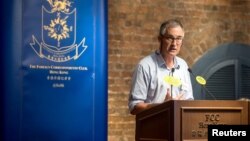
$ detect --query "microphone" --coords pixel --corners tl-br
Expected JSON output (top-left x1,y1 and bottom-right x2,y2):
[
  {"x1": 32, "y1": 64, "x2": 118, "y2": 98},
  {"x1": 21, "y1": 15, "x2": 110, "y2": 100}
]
[
  {"x1": 187, "y1": 68, "x2": 216, "y2": 100},
  {"x1": 171, "y1": 65, "x2": 180, "y2": 75},
  {"x1": 176, "y1": 65, "x2": 180, "y2": 70},
  {"x1": 170, "y1": 65, "x2": 180, "y2": 98},
  {"x1": 171, "y1": 68, "x2": 175, "y2": 74},
  {"x1": 170, "y1": 68, "x2": 175, "y2": 98}
]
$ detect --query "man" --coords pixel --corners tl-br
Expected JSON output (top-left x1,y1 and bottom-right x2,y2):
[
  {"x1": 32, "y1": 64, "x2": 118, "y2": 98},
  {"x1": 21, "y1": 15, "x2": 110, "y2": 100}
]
[{"x1": 128, "y1": 19, "x2": 194, "y2": 115}]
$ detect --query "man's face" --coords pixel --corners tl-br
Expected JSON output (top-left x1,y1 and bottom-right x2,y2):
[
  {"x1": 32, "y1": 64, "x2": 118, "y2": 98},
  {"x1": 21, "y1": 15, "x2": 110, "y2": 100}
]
[{"x1": 159, "y1": 26, "x2": 184, "y2": 58}]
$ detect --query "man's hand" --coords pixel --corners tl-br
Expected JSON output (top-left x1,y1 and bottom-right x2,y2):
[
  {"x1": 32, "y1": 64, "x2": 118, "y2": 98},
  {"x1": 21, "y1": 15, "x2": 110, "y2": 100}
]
[
  {"x1": 175, "y1": 93, "x2": 184, "y2": 100},
  {"x1": 164, "y1": 88, "x2": 171, "y2": 101},
  {"x1": 164, "y1": 88, "x2": 185, "y2": 101},
  {"x1": 130, "y1": 102, "x2": 160, "y2": 115}
]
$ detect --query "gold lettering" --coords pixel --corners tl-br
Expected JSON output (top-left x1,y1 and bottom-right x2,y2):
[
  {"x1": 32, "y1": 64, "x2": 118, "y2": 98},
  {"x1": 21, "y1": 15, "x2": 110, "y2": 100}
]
[{"x1": 205, "y1": 114, "x2": 220, "y2": 122}]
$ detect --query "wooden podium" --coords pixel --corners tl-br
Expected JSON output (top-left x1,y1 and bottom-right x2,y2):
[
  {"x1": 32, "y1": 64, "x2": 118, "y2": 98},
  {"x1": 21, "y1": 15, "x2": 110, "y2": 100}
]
[{"x1": 135, "y1": 100, "x2": 249, "y2": 141}]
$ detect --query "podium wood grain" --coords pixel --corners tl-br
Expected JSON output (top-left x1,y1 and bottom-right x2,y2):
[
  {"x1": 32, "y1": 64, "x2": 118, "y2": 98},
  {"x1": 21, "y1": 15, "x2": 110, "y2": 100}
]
[{"x1": 136, "y1": 100, "x2": 249, "y2": 141}]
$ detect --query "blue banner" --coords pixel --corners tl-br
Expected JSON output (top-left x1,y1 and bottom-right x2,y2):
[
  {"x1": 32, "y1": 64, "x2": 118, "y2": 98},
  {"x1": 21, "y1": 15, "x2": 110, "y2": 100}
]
[{"x1": 2, "y1": 0, "x2": 108, "y2": 141}]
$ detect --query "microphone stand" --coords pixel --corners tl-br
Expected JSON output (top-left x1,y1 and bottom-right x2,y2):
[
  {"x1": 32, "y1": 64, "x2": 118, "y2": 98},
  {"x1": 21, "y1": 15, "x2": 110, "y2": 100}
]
[
  {"x1": 201, "y1": 84, "x2": 216, "y2": 100},
  {"x1": 170, "y1": 68, "x2": 175, "y2": 99},
  {"x1": 187, "y1": 68, "x2": 216, "y2": 100}
]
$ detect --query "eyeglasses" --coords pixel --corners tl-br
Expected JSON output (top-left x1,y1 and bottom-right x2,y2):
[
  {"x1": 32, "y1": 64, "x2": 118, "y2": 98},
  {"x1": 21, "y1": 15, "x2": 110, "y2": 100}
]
[{"x1": 162, "y1": 35, "x2": 183, "y2": 44}]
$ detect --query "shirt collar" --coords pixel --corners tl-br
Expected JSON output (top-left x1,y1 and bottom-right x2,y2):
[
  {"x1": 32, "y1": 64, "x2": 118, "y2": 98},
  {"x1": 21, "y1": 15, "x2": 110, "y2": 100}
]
[{"x1": 155, "y1": 50, "x2": 179, "y2": 69}]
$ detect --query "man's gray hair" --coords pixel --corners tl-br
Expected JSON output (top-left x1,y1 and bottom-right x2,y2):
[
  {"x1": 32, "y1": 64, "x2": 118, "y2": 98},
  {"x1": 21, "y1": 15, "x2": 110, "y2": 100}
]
[{"x1": 159, "y1": 19, "x2": 184, "y2": 36}]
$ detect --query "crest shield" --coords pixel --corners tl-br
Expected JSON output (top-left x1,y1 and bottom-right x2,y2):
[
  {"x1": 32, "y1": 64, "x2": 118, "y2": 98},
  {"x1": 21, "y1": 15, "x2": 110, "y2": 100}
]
[
  {"x1": 42, "y1": 7, "x2": 76, "y2": 50},
  {"x1": 30, "y1": 1, "x2": 87, "y2": 62}
]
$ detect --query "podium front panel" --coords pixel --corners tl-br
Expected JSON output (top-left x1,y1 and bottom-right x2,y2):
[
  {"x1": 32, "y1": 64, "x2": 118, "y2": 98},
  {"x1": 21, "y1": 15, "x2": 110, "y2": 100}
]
[
  {"x1": 136, "y1": 100, "x2": 249, "y2": 141},
  {"x1": 181, "y1": 106, "x2": 247, "y2": 140}
]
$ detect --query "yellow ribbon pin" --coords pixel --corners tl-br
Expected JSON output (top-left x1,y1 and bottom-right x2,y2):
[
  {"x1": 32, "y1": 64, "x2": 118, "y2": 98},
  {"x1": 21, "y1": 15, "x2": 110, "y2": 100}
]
[{"x1": 164, "y1": 76, "x2": 182, "y2": 87}]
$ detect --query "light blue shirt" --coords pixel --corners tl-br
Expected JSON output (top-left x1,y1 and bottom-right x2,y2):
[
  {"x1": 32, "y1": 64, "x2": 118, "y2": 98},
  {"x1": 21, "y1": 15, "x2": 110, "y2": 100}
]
[{"x1": 128, "y1": 50, "x2": 194, "y2": 112}]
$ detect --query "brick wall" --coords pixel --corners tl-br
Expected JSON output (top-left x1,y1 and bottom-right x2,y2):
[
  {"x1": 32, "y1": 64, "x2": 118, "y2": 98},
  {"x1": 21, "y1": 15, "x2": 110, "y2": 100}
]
[{"x1": 108, "y1": 0, "x2": 250, "y2": 140}]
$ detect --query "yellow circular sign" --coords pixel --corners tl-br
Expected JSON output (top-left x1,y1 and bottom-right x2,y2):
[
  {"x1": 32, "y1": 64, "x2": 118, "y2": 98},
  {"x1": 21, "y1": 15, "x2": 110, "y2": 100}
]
[
  {"x1": 164, "y1": 76, "x2": 182, "y2": 86},
  {"x1": 196, "y1": 76, "x2": 206, "y2": 85}
]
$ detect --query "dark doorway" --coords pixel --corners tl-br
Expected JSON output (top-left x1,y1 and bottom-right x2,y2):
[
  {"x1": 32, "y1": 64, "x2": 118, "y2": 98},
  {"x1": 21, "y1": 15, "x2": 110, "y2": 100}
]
[{"x1": 191, "y1": 43, "x2": 250, "y2": 100}]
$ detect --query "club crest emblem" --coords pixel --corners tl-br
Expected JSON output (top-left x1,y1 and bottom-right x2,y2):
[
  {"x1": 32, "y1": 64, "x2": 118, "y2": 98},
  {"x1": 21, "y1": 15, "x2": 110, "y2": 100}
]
[{"x1": 30, "y1": 0, "x2": 87, "y2": 62}]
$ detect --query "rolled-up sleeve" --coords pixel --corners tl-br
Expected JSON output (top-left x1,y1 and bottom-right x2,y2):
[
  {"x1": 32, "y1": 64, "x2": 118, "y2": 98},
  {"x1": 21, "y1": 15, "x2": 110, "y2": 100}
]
[{"x1": 128, "y1": 64, "x2": 149, "y2": 112}]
